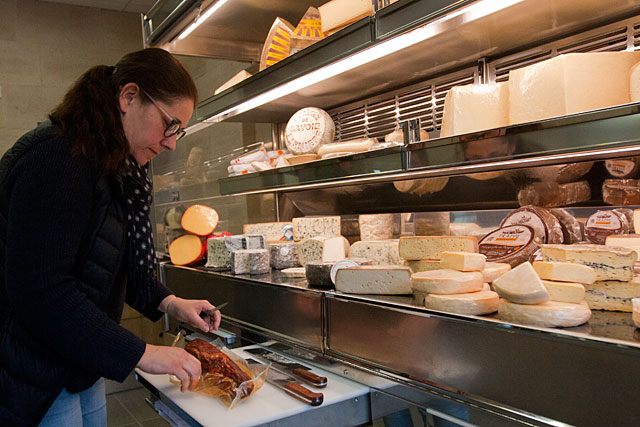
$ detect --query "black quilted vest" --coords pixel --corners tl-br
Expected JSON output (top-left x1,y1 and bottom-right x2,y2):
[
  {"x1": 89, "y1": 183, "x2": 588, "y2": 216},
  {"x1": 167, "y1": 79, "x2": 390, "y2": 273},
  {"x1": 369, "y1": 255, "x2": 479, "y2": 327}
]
[{"x1": 0, "y1": 122, "x2": 128, "y2": 426}]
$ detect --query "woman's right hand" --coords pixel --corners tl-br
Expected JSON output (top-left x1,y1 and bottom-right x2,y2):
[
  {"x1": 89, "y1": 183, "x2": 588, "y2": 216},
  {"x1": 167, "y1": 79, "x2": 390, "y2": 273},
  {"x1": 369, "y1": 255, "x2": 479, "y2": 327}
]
[{"x1": 136, "y1": 344, "x2": 202, "y2": 392}]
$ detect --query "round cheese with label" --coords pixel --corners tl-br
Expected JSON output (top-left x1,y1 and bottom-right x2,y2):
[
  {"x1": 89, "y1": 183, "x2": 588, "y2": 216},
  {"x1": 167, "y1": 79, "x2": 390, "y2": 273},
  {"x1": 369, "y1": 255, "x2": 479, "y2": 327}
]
[
  {"x1": 605, "y1": 158, "x2": 640, "y2": 179},
  {"x1": 500, "y1": 206, "x2": 563, "y2": 244},
  {"x1": 285, "y1": 107, "x2": 335, "y2": 154},
  {"x1": 602, "y1": 179, "x2": 640, "y2": 206},
  {"x1": 478, "y1": 225, "x2": 539, "y2": 267},
  {"x1": 585, "y1": 209, "x2": 632, "y2": 245}
]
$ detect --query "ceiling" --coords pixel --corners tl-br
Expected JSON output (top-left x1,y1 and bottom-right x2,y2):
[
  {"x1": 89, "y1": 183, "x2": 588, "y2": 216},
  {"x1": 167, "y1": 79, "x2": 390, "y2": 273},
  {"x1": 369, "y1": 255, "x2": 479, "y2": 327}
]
[{"x1": 37, "y1": 0, "x2": 158, "y2": 14}]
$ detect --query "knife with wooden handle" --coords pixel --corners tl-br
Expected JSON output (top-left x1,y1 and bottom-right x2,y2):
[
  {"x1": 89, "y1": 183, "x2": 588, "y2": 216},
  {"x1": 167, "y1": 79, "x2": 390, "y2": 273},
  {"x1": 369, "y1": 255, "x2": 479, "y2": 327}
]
[
  {"x1": 245, "y1": 347, "x2": 328, "y2": 387},
  {"x1": 245, "y1": 359, "x2": 323, "y2": 406}
]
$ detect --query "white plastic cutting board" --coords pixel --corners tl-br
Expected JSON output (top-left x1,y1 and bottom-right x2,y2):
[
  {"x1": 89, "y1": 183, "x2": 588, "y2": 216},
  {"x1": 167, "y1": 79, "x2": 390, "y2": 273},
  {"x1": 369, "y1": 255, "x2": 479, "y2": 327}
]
[{"x1": 135, "y1": 346, "x2": 369, "y2": 427}]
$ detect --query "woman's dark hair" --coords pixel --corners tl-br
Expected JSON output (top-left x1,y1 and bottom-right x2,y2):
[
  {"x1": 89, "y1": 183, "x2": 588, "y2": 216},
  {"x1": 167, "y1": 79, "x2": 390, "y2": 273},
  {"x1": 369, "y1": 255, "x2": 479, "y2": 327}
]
[{"x1": 49, "y1": 48, "x2": 198, "y2": 175}]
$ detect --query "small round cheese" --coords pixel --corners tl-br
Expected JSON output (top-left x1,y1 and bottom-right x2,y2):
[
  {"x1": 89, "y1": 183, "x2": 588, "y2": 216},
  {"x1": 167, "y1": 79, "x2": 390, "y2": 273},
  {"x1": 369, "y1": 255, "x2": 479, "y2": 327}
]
[
  {"x1": 425, "y1": 290, "x2": 499, "y2": 315},
  {"x1": 285, "y1": 107, "x2": 335, "y2": 154},
  {"x1": 411, "y1": 269, "x2": 483, "y2": 294}
]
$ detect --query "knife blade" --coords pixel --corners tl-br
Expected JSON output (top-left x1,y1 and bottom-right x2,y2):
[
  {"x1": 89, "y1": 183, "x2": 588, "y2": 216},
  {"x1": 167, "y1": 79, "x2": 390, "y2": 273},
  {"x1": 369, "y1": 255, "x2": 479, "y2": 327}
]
[
  {"x1": 245, "y1": 347, "x2": 327, "y2": 388},
  {"x1": 245, "y1": 359, "x2": 323, "y2": 406}
]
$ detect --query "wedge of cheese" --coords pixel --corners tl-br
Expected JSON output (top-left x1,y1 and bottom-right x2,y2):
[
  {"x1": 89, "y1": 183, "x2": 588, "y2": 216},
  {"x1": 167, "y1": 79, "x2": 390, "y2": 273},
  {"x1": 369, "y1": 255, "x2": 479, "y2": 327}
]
[
  {"x1": 509, "y1": 52, "x2": 640, "y2": 125},
  {"x1": 411, "y1": 269, "x2": 483, "y2": 294},
  {"x1": 293, "y1": 216, "x2": 341, "y2": 241},
  {"x1": 399, "y1": 236, "x2": 478, "y2": 261},
  {"x1": 541, "y1": 244, "x2": 637, "y2": 282},
  {"x1": 532, "y1": 261, "x2": 596, "y2": 284},
  {"x1": 243, "y1": 222, "x2": 293, "y2": 243},
  {"x1": 440, "y1": 251, "x2": 486, "y2": 272},
  {"x1": 605, "y1": 234, "x2": 640, "y2": 259},
  {"x1": 498, "y1": 299, "x2": 592, "y2": 328},
  {"x1": 541, "y1": 280, "x2": 585, "y2": 304},
  {"x1": 214, "y1": 70, "x2": 252, "y2": 95},
  {"x1": 298, "y1": 236, "x2": 350, "y2": 266},
  {"x1": 492, "y1": 262, "x2": 550, "y2": 304},
  {"x1": 424, "y1": 290, "x2": 499, "y2": 315},
  {"x1": 583, "y1": 276, "x2": 640, "y2": 312},
  {"x1": 440, "y1": 82, "x2": 509, "y2": 137},
  {"x1": 335, "y1": 266, "x2": 412, "y2": 294},
  {"x1": 318, "y1": 0, "x2": 373, "y2": 33},
  {"x1": 481, "y1": 262, "x2": 511, "y2": 283}
]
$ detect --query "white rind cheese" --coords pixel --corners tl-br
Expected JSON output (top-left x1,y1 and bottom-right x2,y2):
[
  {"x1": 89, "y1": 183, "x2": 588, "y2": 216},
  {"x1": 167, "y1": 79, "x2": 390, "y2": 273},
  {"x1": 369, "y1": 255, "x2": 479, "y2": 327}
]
[
  {"x1": 293, "y1": 216, "x2": 341, "y2": 241},
  {"x1": 481, "y1": 262, "x2": 511, "y2": 283},
  {"x1": 541, "y1": 244, "x2": 637, "y2": 281},
  {"x1": 399, "y1": 236, "x2": 478, "y2": 261},
  {"x1": 358, "y1": 214, "x2": 394, "y2": 241},
  {"x1": 498, "y1": 299, "x2": 592, "y2": 328},
  {"x1": 541, "y1": 280, "x2": 585, "y2": 304},
  {"x1": 243, "y1": 222, "x2": 293, "y2": 243},
  {"x1": 298, "y1": 236, "x2": 350, "y2": 266},
  {"x1": 492, "y1": 262, "x2": 550, "y2": 305},
  {"x1": 424, "y1": 290, "x2": 499, "y2": 315},
  {"x1": 583, "y1": 276, "x2": 640, "y2": 312},
  {"x1": 349, "y1": 240, "x2": 402, "y2": 265},
  {"x1": 411, "y1": 269, "x2": 483, "y2": 294},
  {"x1": 439, "y1": 251, "x2": 486, "y2": 272},
  {"x1": 532, "y1": 261, "x2": 596, "y2": 284},
  {"x1": 336, "y1": 266, "x2": 412, "y2": 294}
]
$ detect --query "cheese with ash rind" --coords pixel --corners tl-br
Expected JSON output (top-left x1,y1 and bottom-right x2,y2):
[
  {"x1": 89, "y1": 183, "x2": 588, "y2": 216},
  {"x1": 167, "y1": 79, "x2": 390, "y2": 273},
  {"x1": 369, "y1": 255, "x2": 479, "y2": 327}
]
[
  {"x1": 424, "y1": 290, "x2": 499, "y2": 315},
  {"x1": 532, "y1": 261, "x2": 596, "y2": 284},
  {"x1": 632, "y1": 298, "x2": 640, "y2": 327},
  {"x1": 293, "y1": 216, "x2": 341, "y2": 241},
  {"x1": 541, "y1": 244, "x2": 637, "y2": 281},
  {"x1": 549, "y1": 208, "x2": 583, "y2": 244},
  {"x1": 248, "y1": 249, "x2": 270, "y2": 275},
  {"x1": 285, "y1": 107, "x2": 335, "y2": 154},
  {"x1": 440, "y1": 82, "x2": 509, "y2": 137},
  {"x1": 298, "y1": 236, "x2": 350, "y2": 266},
  {"x1": 349, "y1": 240, "x2": 402, "y2": 265},
  {"x1": 481, "y1": 262, "x2": 511, "y2": 283},
  {"x1": 492, "y1": 262, "x2": 550, "y2": 304},
  {"x1": 269, "y1": 242, "x2": 300, "y2": 269},
  {"x1": 509, "y1": 52, "x2": 640, "y2": 125},
  {"x1": 541, "y1": 280, "x2": 585, "y2": 304},
  {"x1": 498, "y1": 299, "x2": 592, "y2": 328},
  {"x1": 439, "y1": 251, "x2": 486, "y2": 272},
  {"x1": 583, "y1": 276, "x2": 640, "y2": 312},
  {"x1": 411, "y1": 269, "x2": 483, "y2": 294},
  {"x1": 500, "y1": 206, "x2": 563, "y2": 244},
  {"x1": 403, "y1": 259, "x2": 441, "y2": 273},
  {"x1": 305, "y1": 261, "x2": 335, "y2": 287},
  {"x1": 244, "y1": 222, "x2": 293, "y2": 243},
  {"x1": 478, "y1": 225, "x2": 539, "y2": 267},
  {"x1": 231, "y1": 250, "x2": 251, "y2": 275},
  {"x1": 359, "y1": 213, "x2": 394, "y2": 241},
  {"x1": 336, "y1": 266, "x2": 412, "y2": 294},
  {"x1": 399, "y1": 236, "x2": 478, "y2": 261},
  {"x1": 517, "y1": 180, "x2": 591, "y2": 209},
  {"x1": 205, "y1": 237, "x2": 232, "y2": 269}
]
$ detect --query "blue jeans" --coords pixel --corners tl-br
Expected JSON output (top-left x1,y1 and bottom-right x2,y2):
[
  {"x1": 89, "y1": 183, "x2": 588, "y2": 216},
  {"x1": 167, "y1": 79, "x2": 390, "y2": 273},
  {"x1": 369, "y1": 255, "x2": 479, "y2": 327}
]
[{"x1": 39, "y1": 378, "x2": 107, "y2": 427}]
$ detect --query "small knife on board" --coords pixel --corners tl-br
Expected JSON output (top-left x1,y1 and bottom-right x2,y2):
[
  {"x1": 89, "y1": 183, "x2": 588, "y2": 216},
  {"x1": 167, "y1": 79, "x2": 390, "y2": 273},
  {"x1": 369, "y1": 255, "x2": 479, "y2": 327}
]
[
  {"x1": 245, "y1": 359, "x2": 323, "y2": 406},
  {"x1": 245, "y1": 347, "x2": 328, "y2": 388}
]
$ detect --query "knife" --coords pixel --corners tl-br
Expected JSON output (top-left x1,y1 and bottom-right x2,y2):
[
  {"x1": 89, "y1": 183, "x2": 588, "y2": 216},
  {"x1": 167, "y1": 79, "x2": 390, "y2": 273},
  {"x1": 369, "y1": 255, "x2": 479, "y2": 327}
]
[
  {"x1": 245, "y1": 359, "x2": 323, "y2": 406},
  {"x1": 245, "y1": 347, "x2": 328, "y2": 388}
]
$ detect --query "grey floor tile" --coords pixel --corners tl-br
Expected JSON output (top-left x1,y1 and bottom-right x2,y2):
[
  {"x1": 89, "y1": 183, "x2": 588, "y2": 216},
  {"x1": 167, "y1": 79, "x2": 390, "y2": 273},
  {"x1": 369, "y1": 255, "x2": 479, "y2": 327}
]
[
  {"x1": 115, "y1": 388, "x2": 159, "y2": 422},
  {"x1": 106, "y1": 395, "x2": 137, "y2": 427}
]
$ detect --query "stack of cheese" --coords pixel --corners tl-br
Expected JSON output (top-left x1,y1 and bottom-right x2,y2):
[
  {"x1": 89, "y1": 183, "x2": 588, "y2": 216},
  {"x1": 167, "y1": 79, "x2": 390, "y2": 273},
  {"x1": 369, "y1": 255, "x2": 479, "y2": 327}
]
[
  {"x1": 243, "y1": 222, "x2": 300, "y2": 270},
  {"x1": 399, "y1": 236, "x2": 480, "y2": 273},
  {"x1": 169, "y1": 205, "x2": 220, "y2": 267},
  {"x1": 495, "y1": 261, "x2": 592, "y2": 327},
  {"x1": 205, "y1": 234, "x2": 270, "y2": 275},
  {"x1": 542, "y1": 244, "x2": 640, "y2": 312},
  {"x1": 411, "y1": 252, "x2": 502, "y2": 315}
]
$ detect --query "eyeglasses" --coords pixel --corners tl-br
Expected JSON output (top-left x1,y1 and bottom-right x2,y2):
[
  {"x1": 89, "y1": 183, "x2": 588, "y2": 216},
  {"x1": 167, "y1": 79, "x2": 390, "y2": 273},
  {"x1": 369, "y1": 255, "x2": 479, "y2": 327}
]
[{"x1": 141, "y1": 88, "x2": 187, "y2": 141}]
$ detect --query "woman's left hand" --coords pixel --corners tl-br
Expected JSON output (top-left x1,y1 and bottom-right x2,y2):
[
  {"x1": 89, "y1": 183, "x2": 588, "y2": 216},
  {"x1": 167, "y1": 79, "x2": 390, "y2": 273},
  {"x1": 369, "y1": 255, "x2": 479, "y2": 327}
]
[{"x1": 159, "y1": 295, "x2": 221, "y2": 333}]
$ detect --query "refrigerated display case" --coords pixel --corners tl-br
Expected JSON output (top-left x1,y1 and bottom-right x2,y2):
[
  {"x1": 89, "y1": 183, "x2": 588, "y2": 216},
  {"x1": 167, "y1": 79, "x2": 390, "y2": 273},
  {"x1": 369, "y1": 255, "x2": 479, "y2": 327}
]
[{"x1": 141, "y1": 1, "x2": 640, "y2": 425}]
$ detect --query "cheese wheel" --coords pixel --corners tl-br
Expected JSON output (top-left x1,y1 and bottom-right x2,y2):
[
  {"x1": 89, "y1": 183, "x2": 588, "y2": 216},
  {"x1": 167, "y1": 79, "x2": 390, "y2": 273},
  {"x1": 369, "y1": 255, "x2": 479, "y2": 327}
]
[
  {"x1": 411, "y1": 269, "x2": 483, "y2": 294},
  {"x1": 500, "y1": 206, "x2": 563, "y2": 244},
  {"x1": 424, "y1": 290, "x2": 499, "y2": 315},
  {"x1": 517, "y1": 180, "x2": 591, "y2": 208},
  {"x1": 181, "y1": 205, "x2": 219, "y2": 236},
  {"x1": 481, "y1": 262, "x2": 511, "y2": 283},
  {"x1": 602, "y1": 179, "x2": 640, "y2": 206},
  {"x1": 585, "y1": 209, "x2": 632, "y2": 245},
  {"x1": 498, "y1": 299, "x2": 591, "y2": 328},
  {"x1": 532, "y1": 261, "x2": 596, "y2": 284},
  {"x1": 440, "y1": 251, "x2": 486, "y2": 272},
  {"x1": 403, "y1": 259, "x2": 441, "y2": 273},
  {"x1": 399, "y1": 236, "x2": 478, "y2": 261},
  {"x1": 285, "y1": 107, "x2": 335, "y2": 154},
  {"x1": 478, "y1": 225, "x2": 539, "y2": 267},
  {"x1": 605, "y1": 158, "x2": 640, "y2": 179},
  {"x1": 359, "y1": 214, "x2": 394, "y2": 241},
  {"x1": 549, "y1": 208, "x2": 583, "y2": 244},
  {"x1": 169, "y1": 234, "x2": 205, "y2": 266},
  {"x1": 541, "y1": 280, "x2": 585, "y2": 303},
  {"x1": 492, "y1": 262, "x2": 550, "y2": 304}
]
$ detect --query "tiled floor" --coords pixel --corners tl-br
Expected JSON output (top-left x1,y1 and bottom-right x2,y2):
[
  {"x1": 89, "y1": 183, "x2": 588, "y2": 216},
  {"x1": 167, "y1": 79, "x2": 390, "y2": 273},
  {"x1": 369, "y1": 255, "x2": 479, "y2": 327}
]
[{"x1": 106, "y1": 386, "x2": 169, "y2": 427}]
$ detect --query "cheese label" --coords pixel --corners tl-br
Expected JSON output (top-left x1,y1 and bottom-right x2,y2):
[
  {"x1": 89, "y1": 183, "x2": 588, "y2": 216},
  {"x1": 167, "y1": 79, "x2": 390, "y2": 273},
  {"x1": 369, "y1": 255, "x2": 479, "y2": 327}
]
[
  {"x1": 605, "y1": 159, "x2": 639, "y2": 178},
  {"x1": 479, "y1": 225, "x2": 537, "y2": 264},
  {"x1": 586, "y1": 211, "x2": 621, "y2": 230},
  {"x1": 285, "y1": 107, "x2": 335, "y2": 154}
]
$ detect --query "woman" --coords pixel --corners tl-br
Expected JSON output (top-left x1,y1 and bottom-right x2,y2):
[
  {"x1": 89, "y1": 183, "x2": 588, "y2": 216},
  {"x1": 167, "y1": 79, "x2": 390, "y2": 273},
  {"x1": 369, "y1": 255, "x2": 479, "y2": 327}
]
[{"x1": 0, "y1": 48, "x2": 220, "y2": 426}]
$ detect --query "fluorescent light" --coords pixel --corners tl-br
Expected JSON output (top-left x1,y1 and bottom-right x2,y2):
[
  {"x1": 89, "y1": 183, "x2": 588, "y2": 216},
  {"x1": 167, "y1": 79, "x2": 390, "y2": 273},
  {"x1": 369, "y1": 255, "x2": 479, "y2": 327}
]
[
  {"x1": 178, "y1": 0, "x2": 230, "y2": 40},
  {"x1": 193, "y1": 0, "x2": 523, "y2": 128}
]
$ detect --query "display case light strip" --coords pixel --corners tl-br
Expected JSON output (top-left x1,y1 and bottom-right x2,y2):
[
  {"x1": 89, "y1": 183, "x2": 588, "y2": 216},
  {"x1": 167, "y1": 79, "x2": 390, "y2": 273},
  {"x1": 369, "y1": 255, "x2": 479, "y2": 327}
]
[{"x1": 178, "y1": 0, "x2": 230, "y2": 40}]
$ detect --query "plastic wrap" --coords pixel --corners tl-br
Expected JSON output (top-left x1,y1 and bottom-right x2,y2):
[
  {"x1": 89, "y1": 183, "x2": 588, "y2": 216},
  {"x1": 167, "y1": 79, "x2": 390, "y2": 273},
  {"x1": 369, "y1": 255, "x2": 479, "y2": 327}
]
[
  {"x1": 500, "y1": 205, "x2": 563, "y2": 244},
  {"x1": 605, "y1": 158, "x2": 640, "y2": 179},
  {"x1": 602, "y1": 179, "x2": 640, "y2": 205},
  {"x1": 549, "y1": 208, "x2": 583, "y2": 244}
]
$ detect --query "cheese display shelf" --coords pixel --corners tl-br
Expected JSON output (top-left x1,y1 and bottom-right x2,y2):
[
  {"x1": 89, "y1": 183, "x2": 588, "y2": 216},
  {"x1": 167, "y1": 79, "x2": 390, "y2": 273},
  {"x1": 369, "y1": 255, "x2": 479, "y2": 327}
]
[{"x1": 162, "y1": 263, "x2": 640, "y2": 426}]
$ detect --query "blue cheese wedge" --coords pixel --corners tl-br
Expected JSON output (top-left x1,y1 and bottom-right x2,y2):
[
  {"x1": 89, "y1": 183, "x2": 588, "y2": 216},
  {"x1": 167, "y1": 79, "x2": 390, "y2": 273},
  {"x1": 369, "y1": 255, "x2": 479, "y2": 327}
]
[
  {"x1": 336, "y1": 266, "x2": 412, "y2": 294},
  {"x1": 298, "y1": 236, "x2": 350, "y2": 266},
  {"x1": 348, "y1": 240, "x2": 402, "y2": 265},
  {"x1": 243, "y1": 222, "x2": 293, "y2": 243},
  {"x1": 541, "y1": 244, "x2": 637, "y2": 281},
  {"x1": 205, "y1": 237, "x2": 232, "y2": 269},
  {"x1": 292, "y1": 216, "x2": 341, "y2": 241}
]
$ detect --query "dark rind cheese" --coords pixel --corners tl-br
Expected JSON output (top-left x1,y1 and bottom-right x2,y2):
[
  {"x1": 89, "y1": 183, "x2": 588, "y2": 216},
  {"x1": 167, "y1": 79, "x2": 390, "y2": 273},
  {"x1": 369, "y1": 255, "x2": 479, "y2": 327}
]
[
  {"x1": 605, "y1": 158, "x2": 640, "y2": 179},
  {"x1": 524, "y1": 162, "x2": 594, "y2": 183},
  {"x1": 500, "y1": 205, "x2": 563, "y2": 244},
  {"x1": 549, "y1": 208, "x2": 583, "y2": 244},
  {"x1": 517, "y1": 180, "x2": 590, "y2": 208},
  {"x1": 602, "y1": 179, "x2": 640, "y2": 206},
  {"x1": 269, "y1": 242, "x2": 300, "y2": 269},
  {"x1": 305, "y1": 261, "x2": 335, "y2": 287},
  {"x1": 479, "y1": 225, "x2": 539, "y2": 267},
  {"x1": 585, "y1": 209, "x2": 632, "y2": 245}
]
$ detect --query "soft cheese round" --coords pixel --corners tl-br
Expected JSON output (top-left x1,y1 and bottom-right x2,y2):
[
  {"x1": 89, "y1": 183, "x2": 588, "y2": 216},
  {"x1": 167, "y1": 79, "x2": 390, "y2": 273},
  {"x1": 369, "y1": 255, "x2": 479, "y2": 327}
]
[
  {"x1": 411, "y1": 269, "x2": 483, "y2": 294},
  {"x1": 285, "y1": 107, "x2": 335, "y2": 154},
  {"x1": 498, "y1": 299, "x2": 592, "y2": 328},
  {"x1": 424, "y1": 290, "x2": 499, "y2": 315}
]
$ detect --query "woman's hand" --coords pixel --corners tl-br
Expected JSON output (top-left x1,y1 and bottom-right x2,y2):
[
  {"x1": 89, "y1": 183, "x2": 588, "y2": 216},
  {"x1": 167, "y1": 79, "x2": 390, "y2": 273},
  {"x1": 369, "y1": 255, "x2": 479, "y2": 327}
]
[
  {"x1": 159, "y1": 295, "x2": 221, "y2": 333},
  {"x1": 136, "y1": 344, "x2": 201, "y2": 392}
]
